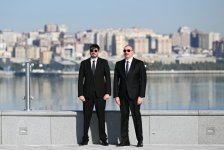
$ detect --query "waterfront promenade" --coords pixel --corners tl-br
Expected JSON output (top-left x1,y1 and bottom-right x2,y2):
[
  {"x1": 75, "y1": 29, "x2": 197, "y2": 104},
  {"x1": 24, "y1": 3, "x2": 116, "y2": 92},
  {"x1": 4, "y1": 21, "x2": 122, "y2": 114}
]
[{"x1": 0, "y1": 144, "x2": 223, "y2": 150}]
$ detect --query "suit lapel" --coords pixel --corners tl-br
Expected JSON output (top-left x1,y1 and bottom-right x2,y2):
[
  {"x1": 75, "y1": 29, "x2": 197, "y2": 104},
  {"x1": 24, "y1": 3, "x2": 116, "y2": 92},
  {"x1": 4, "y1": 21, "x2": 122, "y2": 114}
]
[
  {"x1": 127, "y1": 58, "x2": 136, "y2": 77},
  {"x1": 121, "y1": 59, "x2": 126, "y2": 77},
  {"x1": 87, "y1": 58, "x2": 91, "y2": 69},
  {"x1": 94, "y1": 57, "x2": 101, "y2": 74},
  {"x1": 87, "y1": 58, "x2": 93, "y2": 75}
]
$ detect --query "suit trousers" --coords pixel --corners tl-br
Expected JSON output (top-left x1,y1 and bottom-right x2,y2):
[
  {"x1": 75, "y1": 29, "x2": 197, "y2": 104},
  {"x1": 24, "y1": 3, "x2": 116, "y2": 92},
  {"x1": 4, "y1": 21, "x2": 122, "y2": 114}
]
[
  {"x1": 82, "y1": 92, "x2": 107, "y2": 142},
  {"x1": 120, "y1": 90, "x2": 143, "y2": 143}
]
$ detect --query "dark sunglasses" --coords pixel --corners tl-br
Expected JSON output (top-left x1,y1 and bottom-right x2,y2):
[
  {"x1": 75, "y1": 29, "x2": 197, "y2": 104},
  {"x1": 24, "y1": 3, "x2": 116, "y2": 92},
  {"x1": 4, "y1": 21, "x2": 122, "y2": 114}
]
[
  {"x1": 123, "y1": 49, "x2": 131, "y2": 53},
  {"x1": 90, "y1": 49, "x2": 98, "y2": 53}
]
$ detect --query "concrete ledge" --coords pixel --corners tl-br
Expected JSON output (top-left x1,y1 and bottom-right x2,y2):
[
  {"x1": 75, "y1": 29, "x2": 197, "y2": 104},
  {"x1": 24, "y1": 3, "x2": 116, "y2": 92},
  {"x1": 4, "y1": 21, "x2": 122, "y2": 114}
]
[
  {"x1": 198, "y1": 110, "x2": 224, "y2": 116},
  {"x1": 142, "y1": 110, "x2": 199, "y2": 116},
  {"x1": 5, "y1": 110, "x2": 223, "y2": 116},
  {"x1": 1, "y1": 110, "x2": 224, "y2": 145},
  {"x1": 2, "y1": 111, "x2": 77, "y2": 116}
]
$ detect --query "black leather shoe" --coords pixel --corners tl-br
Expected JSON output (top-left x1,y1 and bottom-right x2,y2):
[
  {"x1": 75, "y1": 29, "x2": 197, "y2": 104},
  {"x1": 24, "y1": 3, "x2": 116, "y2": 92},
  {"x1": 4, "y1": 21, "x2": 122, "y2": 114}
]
[
  {"x1": 136, "y1": 141, "x2": 143, "y2": 147},
  {"x1": 100, "y1": 140, "x2": 109, "y2": 146},
  {"x1": 117, "y1": 142, "x2": 130, "y2": 146},
  {"x1": 79, "y1": 140, "x2": 88, "y2": 146}
]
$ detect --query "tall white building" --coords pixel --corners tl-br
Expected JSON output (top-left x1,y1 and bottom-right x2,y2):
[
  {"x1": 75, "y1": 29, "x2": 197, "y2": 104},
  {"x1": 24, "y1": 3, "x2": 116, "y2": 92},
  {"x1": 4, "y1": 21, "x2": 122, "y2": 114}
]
[
  {"x1": 157, "y1": 35, "x2": 172, "y2": 55},
  {"x1": 1, "y1": 30, "x2": 21, "y2": 46},
  {"x1": 105, "y1": 32, "x2": 114, "y2": 52},
  {"x1": 0, "y1": 43, "x2": 6, "y2": 51},
  {"x1": 170, "y1": 26, "x2": 191, "y2": 49},
  {"x1": 150, "y1": 35, "x2": 172, "y2": 55},
  {"x1": 26, "y1": 46, "x2": 40, "y2": 60},
  {"x1": 95, "y1": 32, "x2": 107, "y2": 51},
  {"x1": 111, "y1": 33, "x2": 127, "y2": 56},
  {"x1": 57, "y1": 24, "x2": 68, "y2": 33},
  {"x1": 14, "y1": 46, "x2": 26, "y2": 58},
  {"x1": 75, "y1": 30, "x2": 95, "y2": 44},
  {"x1": 129, "y1": 37, "x2": 149, "y2": 54}
]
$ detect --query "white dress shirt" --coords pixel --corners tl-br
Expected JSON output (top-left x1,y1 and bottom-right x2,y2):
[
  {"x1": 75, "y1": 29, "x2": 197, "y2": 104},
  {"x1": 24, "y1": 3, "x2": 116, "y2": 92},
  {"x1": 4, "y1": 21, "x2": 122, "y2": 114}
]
[
  {"x1": 90, "y1": 57, "x2": 98, "y2": 68},
  {"x1": 125, "y1": 57, "x2": 133, "y2": 72}
]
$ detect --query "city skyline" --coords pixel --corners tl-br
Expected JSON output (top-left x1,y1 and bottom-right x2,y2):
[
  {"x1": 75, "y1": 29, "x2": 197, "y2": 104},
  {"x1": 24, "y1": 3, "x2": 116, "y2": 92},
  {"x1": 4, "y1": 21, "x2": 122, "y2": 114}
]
[{"x1": 0, "y1": 0, "x2": 223, "y2": 35}]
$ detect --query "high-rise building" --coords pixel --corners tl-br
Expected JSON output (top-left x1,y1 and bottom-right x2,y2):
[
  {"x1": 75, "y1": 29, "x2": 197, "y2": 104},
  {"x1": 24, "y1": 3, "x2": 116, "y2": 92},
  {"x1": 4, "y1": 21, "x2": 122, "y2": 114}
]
[
  {"x1": 111, "y1": 33, "x2": 127, "y2": 56},
  {"x1": 61, "y1": 45, "x2": 75, "y2": 59},
  {"x1": 149, "y1": 35, "x2": 172, "y2": 55},
  {"x1": 57, "y1": 24, "x2": 68, "y2": 33},
  {"x1": 199, "y1": 32, "x2": 220, "y2": 50},
  {"x1": 171, "y1": 26, "x2": 191, "y2": 49},
  {"x1": 190, "y1": 29, "x2": 201, "y2": 48},
  {"x1": 105, "y1": 32, "x2": 114, "y2": 53},
  {"x1": 128, "y1": 37, "x2": 149, "y2": 54},
  {"x1": 44, "y1": 24, "x2": 58, "y2": 32},
  {"x1": 94, "y1": 32, "x2": 107, "y2": 51},
  {"x1": 1, "y1": 30, "x2": 21, "y2": 46},
  {"x1": 75, "y1": 30, "x2": 95, "y2": 44},
  {"x1": 40, "y1": 51, "x2": 52, "y2": 64},
  {"x1": 75, "y1": 43, "x2": 84, "y2": 54},
  {"x1": 34, "y1": 38, "x2": 51, "y2": 47},
  {"x1": 14, "y1": 46, "x2": 26, "y2": 58},
  {"x1": 170, "y1": 33, "x2": 181, "y2": 47},
  {"x1": 157, "y1": 35, "x2": 172, "y2": 55},
  {"x1": 213, "y1": 40, "x2": 224, "y2": 58},
  {"x1": 0, "y1": 43, "x2": 6, "y2": 51},
  {"x1": 148, "y1": 36, "x2": 157, "y2": 53},
  {"x1": 26, "y1": 46, "x2": 40, "y2": 60},
  {"x1": 0, "y1": 33, "x2": 3, "y2": 43}
]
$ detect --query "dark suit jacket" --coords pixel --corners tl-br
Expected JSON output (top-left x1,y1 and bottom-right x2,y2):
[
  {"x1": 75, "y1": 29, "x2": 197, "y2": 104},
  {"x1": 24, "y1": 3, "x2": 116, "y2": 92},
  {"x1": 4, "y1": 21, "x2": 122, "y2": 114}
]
[
  {"x1": 113, "y1": 58, "x2": 146, "y2": 100},
  {"x1": 78, "y1": 57, "x2": 111, "y2": 98}
]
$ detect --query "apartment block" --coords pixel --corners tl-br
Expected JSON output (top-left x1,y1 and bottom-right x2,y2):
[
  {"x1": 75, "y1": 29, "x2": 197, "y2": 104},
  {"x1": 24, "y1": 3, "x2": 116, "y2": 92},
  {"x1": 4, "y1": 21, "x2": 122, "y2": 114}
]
[
  {"x1": 129, "y1": 37, "x2": 149, "y2": 54},
  {"x1": 157, "y1": 35, "x2": 172, "y2": 55},
  {"x1": 1, "y1": 30, "x2": 21, "y2": 46},
  {"x1": 191, "y1": 30, "x2": 200, "y2": 48},
  {"x1": 26, "y1": 46, "x2": 40, "y2": 60},
  {"x1": 213, "y1": 40, "x2": 224, "y2": 58},
  {"x1": 75, "y1": 30, "x2": 95, "y2": 44},
  {"x1": 94, "y1": 32, "x2": 107, "y2": 51},
  {"x1": 57, "y1": 24, "x2": 68, "y2": 33},
  {"x1": 199, "y1": 32, "x2": 220, "y2": 50},
  {"x1": 111, "y1": 33, "x2": 127, "y2": 56},
  {"x1": 40, "y1": 51, "x2": 53, "y2": 64},
  {"x1": 61, "y1": 45, "x2": 75, "y2": 59},
  {"x1": 170, "y1": 26, "x2": 191, "y2": 49},
  {"x1": 14, "y1": 46, "x2": 26, "y2": 58},
  {"x1": 44, "y1": 24, "x2": 58, "y2": 32},
  {"x1": 149, "y1": 35, "x2": 172, "y2": 55}
]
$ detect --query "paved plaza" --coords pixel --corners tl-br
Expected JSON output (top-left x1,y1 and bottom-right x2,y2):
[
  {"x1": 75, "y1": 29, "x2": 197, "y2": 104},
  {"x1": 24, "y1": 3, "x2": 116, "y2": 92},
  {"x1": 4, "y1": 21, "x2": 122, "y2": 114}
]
[{"x1": 0, "y1": 144, "x2": 223, "y2": 150}]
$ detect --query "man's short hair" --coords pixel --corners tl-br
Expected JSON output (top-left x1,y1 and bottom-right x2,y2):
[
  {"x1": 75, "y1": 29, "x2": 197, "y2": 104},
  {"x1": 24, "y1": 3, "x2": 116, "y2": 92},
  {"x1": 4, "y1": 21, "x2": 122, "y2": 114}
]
[{"x1": 90, "y1": 44, "x2": 100, "y2": 51}]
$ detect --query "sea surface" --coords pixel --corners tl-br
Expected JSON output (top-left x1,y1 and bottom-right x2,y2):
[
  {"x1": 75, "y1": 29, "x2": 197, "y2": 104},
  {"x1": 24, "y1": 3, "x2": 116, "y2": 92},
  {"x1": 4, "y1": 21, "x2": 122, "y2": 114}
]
[{"x1": 0, "y1": 73, "x2": 224, "y2": 111}]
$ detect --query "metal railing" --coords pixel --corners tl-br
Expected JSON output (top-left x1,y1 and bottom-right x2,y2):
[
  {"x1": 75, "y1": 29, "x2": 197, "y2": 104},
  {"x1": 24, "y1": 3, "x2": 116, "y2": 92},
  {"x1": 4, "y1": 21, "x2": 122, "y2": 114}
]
[{"x1": 24, "y1": 61, "x2": 33, "y2": 111}]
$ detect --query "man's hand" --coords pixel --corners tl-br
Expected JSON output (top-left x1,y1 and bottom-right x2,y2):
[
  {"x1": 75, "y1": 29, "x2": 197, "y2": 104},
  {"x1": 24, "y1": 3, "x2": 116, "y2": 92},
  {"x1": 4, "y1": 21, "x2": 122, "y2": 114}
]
[
  {"x1": 79, "y1": 95, "x2": 86, "y2": 102},
  {"x1": 103, "y1": 94, "x2": 110, "y2": 100},
  {"x1": 137, "y1": 97, "x2": 143, "y2": 105},
  {"x1": 115, "y1": 97, "x2": 120, "y2": 106}
]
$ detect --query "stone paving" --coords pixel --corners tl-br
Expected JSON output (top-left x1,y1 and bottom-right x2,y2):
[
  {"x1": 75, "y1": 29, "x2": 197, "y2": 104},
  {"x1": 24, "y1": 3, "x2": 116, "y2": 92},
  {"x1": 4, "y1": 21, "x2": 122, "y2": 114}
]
[{"x1": 0, "y1": 144, "x2": 224, "y2": 150}]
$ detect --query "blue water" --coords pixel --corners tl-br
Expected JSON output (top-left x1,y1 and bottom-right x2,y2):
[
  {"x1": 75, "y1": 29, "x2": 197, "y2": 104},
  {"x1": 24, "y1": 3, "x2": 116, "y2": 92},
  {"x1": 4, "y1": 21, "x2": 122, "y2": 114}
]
[{"x1": 0, "y1": 73, "x2": 224, "y2": 110}]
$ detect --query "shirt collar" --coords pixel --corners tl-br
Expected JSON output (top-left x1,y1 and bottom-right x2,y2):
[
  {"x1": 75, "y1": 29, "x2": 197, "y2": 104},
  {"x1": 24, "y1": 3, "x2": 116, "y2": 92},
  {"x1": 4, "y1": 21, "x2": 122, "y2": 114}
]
[
  {"x1": 125, "y1": 57, "x2": 133, "y2": 63},
  {"x1": 91, "y1": 57, "x2": 98, "y2": 62}
]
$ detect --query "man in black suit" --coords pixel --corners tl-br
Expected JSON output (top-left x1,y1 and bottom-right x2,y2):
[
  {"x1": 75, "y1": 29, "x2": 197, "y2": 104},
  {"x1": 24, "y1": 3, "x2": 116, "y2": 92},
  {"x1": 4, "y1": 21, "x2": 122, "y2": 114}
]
[
  {"x1": 113, "y1": 45, "x2": 146, "y2": 147},
  {"x1": 78, "y1": 44, "x2": 111, "y2": 146}
]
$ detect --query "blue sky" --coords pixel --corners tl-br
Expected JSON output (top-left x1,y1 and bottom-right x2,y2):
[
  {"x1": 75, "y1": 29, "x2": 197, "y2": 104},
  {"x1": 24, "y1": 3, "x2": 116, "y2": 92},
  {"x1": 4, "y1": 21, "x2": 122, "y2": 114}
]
[{"x1": 0, "y1": 0, "x2": 223, "y2": 35}]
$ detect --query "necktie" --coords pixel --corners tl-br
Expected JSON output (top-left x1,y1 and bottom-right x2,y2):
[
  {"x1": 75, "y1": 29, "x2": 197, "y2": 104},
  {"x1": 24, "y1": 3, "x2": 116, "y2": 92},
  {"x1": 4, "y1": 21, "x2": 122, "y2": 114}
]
[
  {"x1": 125, "y1": 61, "x2": 129, "y2": 75},
  {"x1": 92, "y1": 60, "x2": 95, "y2": 74}
]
